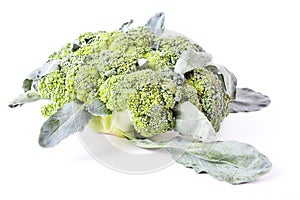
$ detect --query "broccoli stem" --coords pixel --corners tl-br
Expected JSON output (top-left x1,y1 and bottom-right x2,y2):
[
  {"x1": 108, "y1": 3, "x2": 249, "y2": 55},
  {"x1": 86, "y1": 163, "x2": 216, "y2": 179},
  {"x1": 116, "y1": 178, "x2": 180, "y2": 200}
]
[{"x1": 88, "y1": 111, "x2": 137, "y2": 139}]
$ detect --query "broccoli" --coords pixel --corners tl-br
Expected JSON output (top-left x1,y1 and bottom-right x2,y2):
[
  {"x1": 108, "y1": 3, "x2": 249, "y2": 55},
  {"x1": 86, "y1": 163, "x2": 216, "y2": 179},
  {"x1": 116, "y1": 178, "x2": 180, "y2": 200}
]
[
  {"x1": 17, "y1": 20, "x2": 231, "y2": 135},
  {"x1": 74, "y1": 65, "x2": 99, "y2": 103},
  {"x1": 95, "y1": 50, "x2": 139, "y2": 77},
  {"x1": 109, "y1": 26, "x2": 155, "y2": 54},
  {"x1": 38, "y1": 69, "x2": 71, "y2": 117},
  {"x1": 154, "y1": 35, "x2": 202, "y2": 64},
  {"x1": 99, "y1": 68, "x2": 182, "y2": 137},
  {"x1": 9, "y1": 13, "x2": 272, "y2": 185},
  {"x1": 33, "y1": 23, "x2": 230, "y2": 133},
  {"x1": 185, "y1": 67, "x2": 230, "y2": 131}
]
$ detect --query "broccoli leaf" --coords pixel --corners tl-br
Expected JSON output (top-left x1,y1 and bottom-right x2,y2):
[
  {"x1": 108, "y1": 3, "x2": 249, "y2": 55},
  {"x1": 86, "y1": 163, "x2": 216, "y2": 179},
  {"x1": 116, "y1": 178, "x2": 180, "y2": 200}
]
[
  {"x1": 127, "y1": 136, "x2": 272, "y2": 184},
  {"x1": 119, "y1": 19, "x2": 134, "y2": 31},
  {"x1": 22, "y1": 79, "x2": 33, "y2": 92},
  {"x1": 174, "y1": 101, "x2": 215, "y2": 140},
  {"x1": 174, "y1": 49, "x2": 212, "y2": 75},
  {"x1": 145, "y1": 12, "x2": 165, "y2": 36},
  {"x1": 28, "y1": 60, "x2": 61, "y2": 81},
  {"x1": 22, "y1": 60, "x2": 61, "y2": 92},
  {"x1": 86, "y1": 99, "x2": 112, "y2": 116},
  {"x1": 166, "y1": 137, "x2": 272, "y2": 184},
  {"x1": 39, "y1": 101, "x2": 92, "y2": 148},
  {"x1": 205, "y1": 64, "x2": 237, "y2": 99},
  {"x1": 137, "y1": 58, "x2": 149, "y2": 69},
  {"x1": 8, "y1": 91, "x2": 42, "y2": 108},
  {"x1": 230, "y1": 88, "x2": 271, "y2": 113}
]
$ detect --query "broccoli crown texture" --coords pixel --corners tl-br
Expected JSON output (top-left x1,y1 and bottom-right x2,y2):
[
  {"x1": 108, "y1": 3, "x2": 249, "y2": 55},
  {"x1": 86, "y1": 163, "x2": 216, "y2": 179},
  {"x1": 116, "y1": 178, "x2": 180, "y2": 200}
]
[
  {"x1": 37, "y1": 25, "x2": 229, "y2": 135},
  {"x1": 99, "y1": 68, "x2": 182, "y2": 137},
  {"x1": 74, "y1": 65, "x2": 99, "y2": 103},
  {"x1": 109, "y1": 26, "x2": 154, "y2": 54},
  {"x1": 185, "y1": 67, "x2": 230, "y2": 131}
]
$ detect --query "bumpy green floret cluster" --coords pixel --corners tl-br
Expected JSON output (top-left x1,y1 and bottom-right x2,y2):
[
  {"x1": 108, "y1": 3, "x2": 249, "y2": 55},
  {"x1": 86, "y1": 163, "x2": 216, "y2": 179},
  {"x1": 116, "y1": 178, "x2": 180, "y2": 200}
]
[
  {"x1": 185, "y1": 68, "x2": 230, "y2": 131},
  {"x1": 154, "y1": 35, "x2": 202, "y2": 63},
  {"x1": 142, "y1": 35, "x2": 202, "y2": 71},
  {"x1": 74, "y1": 65, "x2": 99, "y2": 103},
  {"x1": 37, "y1": 25, "x2": 229, "y2": 135},
  {"x1": 110, "y1": 26, "x2": 154, "y2": 54},
  {"x1": 38, "y1": 70, "x2": 72, "y2": 117},
  {"x1": 95, "y1": 50, "x2": 139, "y2": 77},
  {"x1": 99, "y1": 68, "x2": 183, "y2": 137}
]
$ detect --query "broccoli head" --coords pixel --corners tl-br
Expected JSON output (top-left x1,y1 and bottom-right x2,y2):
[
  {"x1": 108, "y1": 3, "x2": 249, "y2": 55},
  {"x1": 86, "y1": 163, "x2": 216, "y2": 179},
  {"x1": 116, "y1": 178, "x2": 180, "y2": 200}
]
[
  {"x1": 109, "y1": 26, "x2": 155, "y2": 54},
  {"x1": 74, "y1": 65, "x2": 100, "y2": 103},
  {"x1": 94, "y1": 50, "x2": 139, "y2": 77},
  {"x1": 35, "y1": 24, "x2": 229, "y2": 136},
  {"x1": 74, "y1": 31, "x2": 122, "y2": 56},
  {"x1": 38, "y1": 69, "x2": 71, "y2": 117},
  {"x1": 99, "y1": 68, "x2": 183, "y2": 137},
  {"x1": 185, "y1": 67, "x2": 230, "y2": 131},
  {"x1": 154, "y1": 35, "x2": 202, "y2": 65}
]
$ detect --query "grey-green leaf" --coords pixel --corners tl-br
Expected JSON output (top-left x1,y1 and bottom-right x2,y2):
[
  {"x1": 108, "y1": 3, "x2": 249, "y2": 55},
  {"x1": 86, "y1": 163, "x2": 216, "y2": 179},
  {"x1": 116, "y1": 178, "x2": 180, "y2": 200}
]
[
  {"x1": 8, "y1": 91, "x2": 42, "y2": 108},
  {"x1": 205, "y1": 64, "x2": 237, "y2": 99},
  {"x1": 22, "y1": 60, "x2": 61, "y2": 92},
  {"x1": 174, "y1": 49, "x2": 212, "y2": 74},
  {"x1": 145, "y1": 12, "x2": 165, "y2": 36},
  {"x1": 230, "y1": 88, "x2": 271, "y2": 113},
  {"x1": 28, "y1": 60, "x2": 60, "y2": 81},
  {"x1": 86, "y1": 99, "x2": 112, "y2": 116},
  {"x1": 127, "y1": 136, "x2": 271, "y2": 184},
  {"x1": 39, "y1": 101, "x2": 92, "y2": 148},
  {"x1": 119, "y1": 19, "x2": 134, "y2": 31},
  {"x1": 22, "y1": 79, "x2": 33, "y2": 92},
  {"x1": 166, "y1": 138, "x2": 272, "y2": 184},
  {"x1": 174, "y1": 101, "x2": 215, "y2": 140},
  {"x1": 137, "y1": 58, "x2": 149, "y2": 69}
]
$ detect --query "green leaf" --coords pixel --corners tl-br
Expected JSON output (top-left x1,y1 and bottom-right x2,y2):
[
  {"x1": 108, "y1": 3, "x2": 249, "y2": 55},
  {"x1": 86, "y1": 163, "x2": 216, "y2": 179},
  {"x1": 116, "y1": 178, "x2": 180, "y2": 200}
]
[
  {"x1": 137, "y1": 58, "x2": 149, "y2": 69},
  {"x1": 127, "y1": 136, "x2": 272, "y2": 184},
  {"x1": 28, "y1": 60, "x2": 61, "y2": 81},
  {"x1": 22, "y1": 79, "x2": 33, "y2": 92},
  {"x1": 145, "y1": 12, "x2": 165, "y2": 36},
  {"x1": 174, "y1": 101, "x2": 215, "y2": 140},
  {"x1": 39, "y1": 101, "x2": 92, "y2": 148},
  {"x1": 166, "y1": 138, "x2": 272, "y2": 184},
  {"x1": 8, "y1": 91, "x2": 42, "y2": 108},
  {"x1": 22, "y1": 60, "x2": 61, "y2": 92},
  {"x1": 86, "y1": 99, "x2": 112, "y2": 116},
  {"x1": 230, "y1": 88, "x2": 271, "y2": 113},
  {"x1": 119, "y1": 19, "x2": 134, "y2": 31},
  {"x1": 174, "y1": 49, "x2": 212, "y2": 74},
  {"x1": 205, "y1": 64, "x2": 237, "y2": 99}
]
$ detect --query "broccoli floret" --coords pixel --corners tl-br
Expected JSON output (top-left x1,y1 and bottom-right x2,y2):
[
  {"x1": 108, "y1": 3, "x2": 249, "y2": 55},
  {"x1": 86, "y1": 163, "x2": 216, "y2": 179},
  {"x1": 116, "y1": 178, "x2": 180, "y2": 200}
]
[
  {"x1": 154, "y1": 36, "x2": 202, "y2": 65},
  {"x1": 185, "y1": 67, "x2": 230, "y2": 131},
  {"x1": 38, "y1": 64, "x2": 101, "y2": 117},
  {"x1": 139, "y1": 35, "x2": 202, "y2": 71},
  {"x1": 99, "y1": 68, "x2": 182, "y2": 137},
  {"x1": 48, "y1": 30, "x2": 122, "y2": 66},
  {"x1": 109, "y1": 26, "x2": 155, "y2": 54},
  {"x1": 98, "y1": 74, "x2": 125, "y2": 110},
  {"x1": 177, "y1": 83, "x2": 201, "y2": 109},
  {"x1": 75, "y1": 31, "x2": 121, "y2": 56},
  {"x1": 76, "y1": 31, "x2": 98, "y2": 46},
  {"x1": 48, "y1": 43, "x2": 73, "y2": 61},
  {"x1": 142, "y1": 50, "x2": 170, "y2": 71},
  {"x1": 74, "y1": 65, "x2": 100, "y2": 103},
  {"x1": 38, "y1": 69, "x2": 72, "y2": 117},
  {"x1": 95, "y1": 50, "x2": 139, "y2": 77}
]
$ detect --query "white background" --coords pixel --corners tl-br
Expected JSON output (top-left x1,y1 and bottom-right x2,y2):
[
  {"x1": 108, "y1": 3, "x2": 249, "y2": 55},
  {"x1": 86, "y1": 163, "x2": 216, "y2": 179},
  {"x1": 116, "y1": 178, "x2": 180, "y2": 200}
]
[{"x1": 0, "y1": 0, "x2": 299, "y2": 199}]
